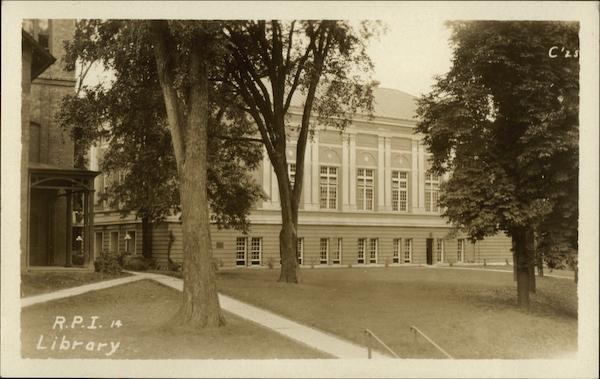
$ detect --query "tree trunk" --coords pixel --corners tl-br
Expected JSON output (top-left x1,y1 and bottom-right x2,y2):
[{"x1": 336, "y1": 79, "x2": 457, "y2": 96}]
[
  {"x1": 274, "y1": 161, "x2": 299, "y2": 283},
  {"x1": 150, "y1": 21, "x2": 224, "y2": 328},
  {"x1": 175, "y1": 42, "x2": 224, "y2": 328},
  {"x1": 141, "y1": 215, "x2": 153, "y2": 258},
  {"x1": 526, "y1": 230, "x2": 536, "y2": 293},
  {"x1": 278, "y1": 218, "x2": 298, "y2": 283},
  {"x1": 513, "y1": 228, "x2": 530, "y2": 310},
  {"x1": 512, "y1": 240, "x2": 517, "y2": 282}
]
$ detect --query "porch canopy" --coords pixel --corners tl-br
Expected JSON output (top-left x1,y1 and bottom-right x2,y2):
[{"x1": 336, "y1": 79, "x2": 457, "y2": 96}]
[{"x1": 28, "y1": 163, "x2": 100, "y2": 268}]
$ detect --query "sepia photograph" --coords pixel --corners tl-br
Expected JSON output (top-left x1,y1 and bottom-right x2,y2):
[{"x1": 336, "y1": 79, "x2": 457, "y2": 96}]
[{"x1": 1, "y1": 1, "x2": 598, "y2": 378}]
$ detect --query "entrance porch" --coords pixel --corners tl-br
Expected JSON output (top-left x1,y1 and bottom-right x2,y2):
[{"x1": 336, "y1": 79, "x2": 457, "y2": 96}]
[{"x1": 27, "y1": 163, "x2": 99, "y2": 270}]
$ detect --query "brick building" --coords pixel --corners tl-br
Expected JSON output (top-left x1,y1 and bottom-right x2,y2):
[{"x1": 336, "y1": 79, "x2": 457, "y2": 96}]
[
  {"x1": 21, "y1": 19, "x2": 98, "y2": 271},
  {"x1": 91, "y1": 87, "x2": 512, "y2": 269}
]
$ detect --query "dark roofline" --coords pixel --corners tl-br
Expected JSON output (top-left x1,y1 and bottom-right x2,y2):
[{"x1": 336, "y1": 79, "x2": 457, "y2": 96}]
[
  {"x1": 22, "y1": 29, "x2": 56, "y2": 80},
  {"x1": 29, "y1": 162, "x2": 100, "y2": 178}
]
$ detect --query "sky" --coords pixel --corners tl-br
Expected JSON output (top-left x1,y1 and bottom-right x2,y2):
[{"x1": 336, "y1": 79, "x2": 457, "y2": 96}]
[
  {"x1": 367, "y1": 19, "x2": 453, "y2": 97},
  {"x1": 82, "y1": 20, "x2": 454, "y2": 99}
]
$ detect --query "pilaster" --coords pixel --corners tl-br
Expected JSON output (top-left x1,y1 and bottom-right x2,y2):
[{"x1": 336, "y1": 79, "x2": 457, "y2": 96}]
[
  {"x1": 348, "y1": 133, "x2": 357, "y2": 211},
  {"x1": 377, "y1": 136, "x2": 385, "y2": 211},
  {"x1": 411, "y1": 139, "x2": 419, "y2": 212}
]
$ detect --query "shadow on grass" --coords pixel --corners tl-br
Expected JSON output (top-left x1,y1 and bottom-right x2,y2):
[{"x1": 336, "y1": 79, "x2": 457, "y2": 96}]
[{"x1": 457, "y1": 282, "x2": 577, "y2": 320}]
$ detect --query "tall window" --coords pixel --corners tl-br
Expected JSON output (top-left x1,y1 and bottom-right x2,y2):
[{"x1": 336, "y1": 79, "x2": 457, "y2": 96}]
[
  {"x1": 95, "y1": 232, "x2": 104, "y2": 255},
  {"x1": 319, "y1": 238, "x2": 329, "y2": 264},
  {"x1": 236, "y1": 237, "x2": 247, "y2": 266},
  {"x1": 297, "y1": 237, "x2": 304, "y2": 265},
  {"x1": 425, "y1": 173, "x2": 440, "y2": 212},
  {"x1": 332, "y1": 238, "x2": 342, "y2": 264},
  {"x1": 357, "y1": 238, "x2": 366, "y2": 264},
  {"x1": 319, "y1": 166, "x2": 338, "y2": 209},
  {"x1": 288, "y1": 163, "x2": 296, "y2": 187},
  {"x1": 404, "y1": 239, "x2": 413, "y2": 263},
  {"x1": 102, "y1": 172, "x2": 112, "y2": 209},
  {"x1": 457, "y1": 239, "x2": 465, "y2": 263},
  {"x1": 250, "y1": 237, "x2": 262, "y2": 265},
  {"x1": 392, "y1": 171, "x2": 409, "y2": 212},
  {"x1": 393, "y1": 239, "x2": 401, "y2": 263},
  {"x1": 357, "y1": 168, "x2": 375, "y2": 211},
  {"x1": 436, "y1": 239, "x2": 444, "y2": 263},
  {"x1": 369, "y1": 238, "x2": 378, "y2": 264},
  {"x1": 110, "y1": 231, "x2": 119, "y2": 254},
  {"x1": 358, "y1": 238, "x2": 377, "y2": 264}
]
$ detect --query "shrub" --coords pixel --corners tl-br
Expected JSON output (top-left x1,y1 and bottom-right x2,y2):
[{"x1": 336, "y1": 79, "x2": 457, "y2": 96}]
[
  {"x1": 122, "y1": 255, "x2": 156, "y2": 271},
  {"x1": 94, "y1": 251, "x2": 121, "y2": 275},
  {"x1": 167, "y1": 258, "x2": 181, "y2": 272},
  {"x1": 71, "y1": 254, "x2": 84, "y2": 266}
]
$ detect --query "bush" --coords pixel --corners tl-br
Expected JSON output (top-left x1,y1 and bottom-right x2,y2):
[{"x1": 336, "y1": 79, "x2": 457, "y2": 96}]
[
  {"x1": 122, "y1": 255, "x2": 156, "y2": 271},
  {"x1": 167, "y1": 258, "x2": 182, "y2": 272},
  {"x1": 94, "y1": 251, "x2": 122, "y2": 275},
  {"x1": 71, "y1": 254, "x2": 85, "y2": 266}
]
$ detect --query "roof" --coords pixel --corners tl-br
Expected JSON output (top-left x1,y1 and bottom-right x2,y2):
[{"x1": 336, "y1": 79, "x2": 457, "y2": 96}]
[
  {"x1": 29, "y1": 162, "x2": 100, "y2": 178},
  {"x1": 370, "y1": 87, "x2": 418, "y2": 121},
  {"x1": 22, "y1": 29, "x2": 56, "y2": 80},
  {"x1": 289, "y1": 85, "x2": 418, "y2": 121}
]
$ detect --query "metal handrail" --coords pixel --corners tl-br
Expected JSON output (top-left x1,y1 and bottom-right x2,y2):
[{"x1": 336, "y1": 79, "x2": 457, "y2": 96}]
[
  {"x1": 364, "y1": 329, "x2": 400, "y2": 358},
  {"x1": 409, "y1": 325, "x2": 454, "y2": 359}
]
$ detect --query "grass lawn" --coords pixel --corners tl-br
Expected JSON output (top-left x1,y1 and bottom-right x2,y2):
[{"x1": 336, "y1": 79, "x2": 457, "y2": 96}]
[
  {"x1": 216, "y1": 267, "x2": 577, "y2": 359},
  {"x1": 21, "y1": 271, "x2": 131, "y2": 297},
  {"x1": 454, "y1": 264, "x2": 576, "y2": 279},
  {"x1": 21, "y1": 279, "x2": 328, "y2": 359}
]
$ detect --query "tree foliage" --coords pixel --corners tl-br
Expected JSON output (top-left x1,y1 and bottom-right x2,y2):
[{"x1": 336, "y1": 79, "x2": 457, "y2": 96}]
[
  {"x1": 416, "y1": 21, "x2": 579, "y2": 305},
  {"x1": 218, "y1": 20, "x2": 380, "y2": 282},
  {"x1": 58, "y1": 20, "x2": 265, "y2": 232}
]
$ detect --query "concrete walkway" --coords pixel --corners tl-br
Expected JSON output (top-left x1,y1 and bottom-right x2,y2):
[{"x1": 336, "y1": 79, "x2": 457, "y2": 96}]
[
  {"x1": 21, "y1": 274, "x2": 148, "y2": 308},
  {"x1": 21, "y1": 271, "x2": 388, "y2": 359}
]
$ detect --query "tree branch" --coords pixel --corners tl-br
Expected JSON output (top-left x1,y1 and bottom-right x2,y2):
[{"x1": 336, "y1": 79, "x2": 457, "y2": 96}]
[
  {"x1": 283, "y1": 35, "x2": 316, "y2": 113},
  {"x1": 284, "y1": 21, "x2": 295, "y2": 70},
  {"x1": 148, "y1": 20, "x2": 186, "y2": 170}
]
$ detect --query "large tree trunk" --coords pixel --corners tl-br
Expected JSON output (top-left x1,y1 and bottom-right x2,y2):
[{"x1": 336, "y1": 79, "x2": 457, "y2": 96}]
[
  {"x1": 526, "y1": 230, "x2": 536, "y2": 293},
  {"x1": 150, "y1": 21, "x2": 224, "y2": 328},
  {"x1": 535, "y1": 233, "x2": 544, "y2": 278},
  {"x1": 274, "y1": 161, "x2": 299, "y2": 283},
  {"x1": 513, "y1": 228, "x2": 531, "y2": 310},
  {"x1": 512, "y1": 240, "x2": 517, "y2": 282},
  {"x1": 279, "y1": 217, "x2": 298, "y2": 283},
  {"x1": 141, "y1": 214, "x2": 153, "y2": 258},
  {"x1": 176, "y1": 42, "x2": 224, "y2": 328}
]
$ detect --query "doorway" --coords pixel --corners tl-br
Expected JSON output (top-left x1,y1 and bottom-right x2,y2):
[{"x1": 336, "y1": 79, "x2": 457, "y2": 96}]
[{"x1": 426, "y1": 238, "x2": 433, "y2": 265}]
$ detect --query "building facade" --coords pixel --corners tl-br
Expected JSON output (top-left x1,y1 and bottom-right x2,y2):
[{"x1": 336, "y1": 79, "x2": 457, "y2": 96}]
[
  {"x1": 21, "y1": 19, "x2": 98, "y2": 271},
  {"x1": 92, "y1": 87, "x2": 512, "y2": 269}
]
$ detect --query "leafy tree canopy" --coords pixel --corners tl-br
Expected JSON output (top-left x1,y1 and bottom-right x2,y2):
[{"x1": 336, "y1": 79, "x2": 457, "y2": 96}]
[
  {"x1": 58, "y1": 20, "x2": 265, "y2": 231},
  {"x1": 416, "y1": 21, "x2": 579, "y2": 269},
  {"x1": 217, "y1": 20, "x2": 381, "y2": 282}
]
